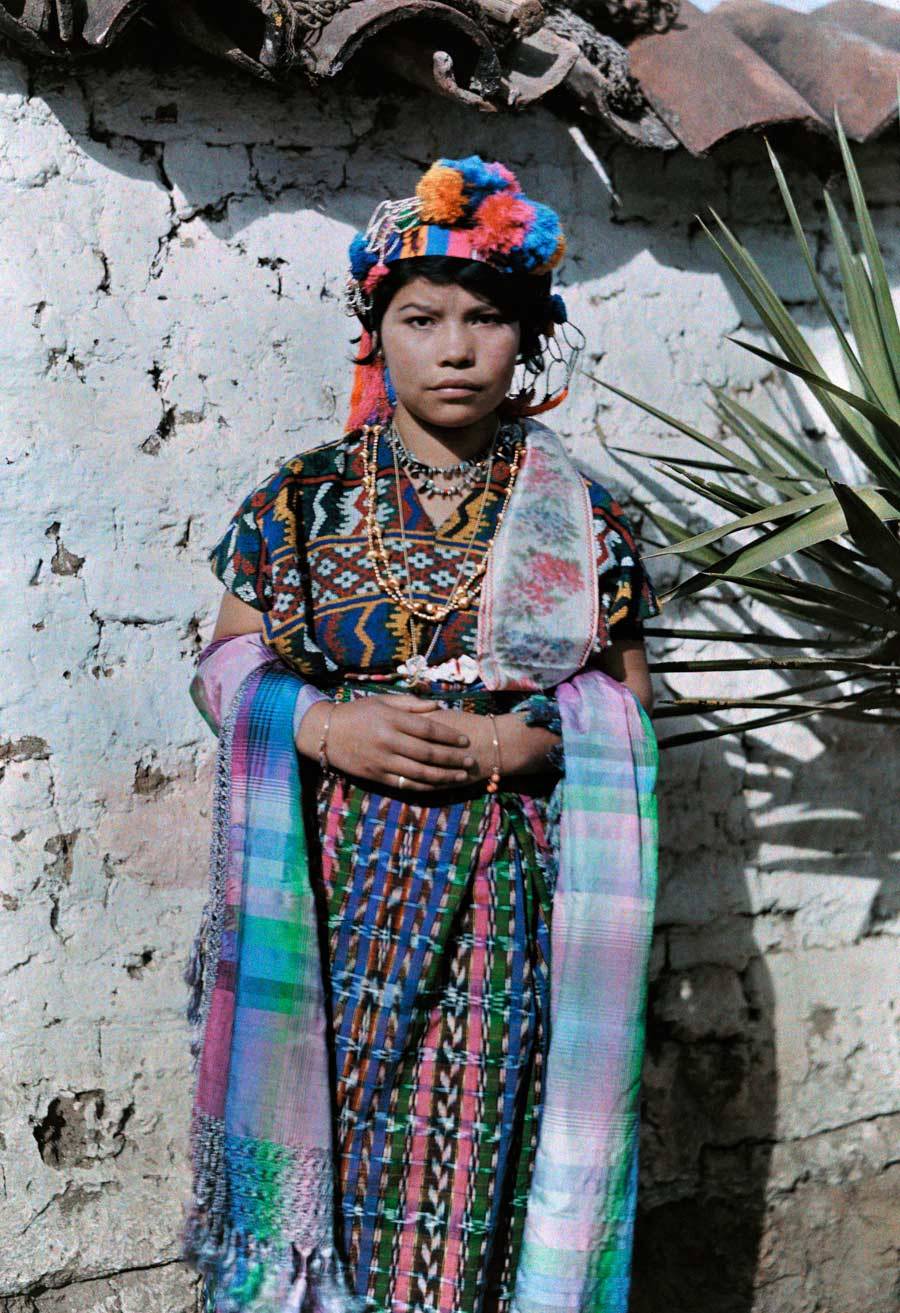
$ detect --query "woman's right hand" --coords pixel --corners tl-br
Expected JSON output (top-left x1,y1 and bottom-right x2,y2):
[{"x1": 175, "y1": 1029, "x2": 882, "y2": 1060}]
[{"x1": 297, "y1": 694, "x2": 478, "y2": 792}]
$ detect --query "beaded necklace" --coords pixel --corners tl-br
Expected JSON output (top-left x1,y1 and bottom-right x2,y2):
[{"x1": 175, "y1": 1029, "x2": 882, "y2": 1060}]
[
  {"x1": 385, "y1": 422, "x2": 500, "y2": 499},
  {"x1": 361, "y1": 421, "x2": 524, "y2": 677}
]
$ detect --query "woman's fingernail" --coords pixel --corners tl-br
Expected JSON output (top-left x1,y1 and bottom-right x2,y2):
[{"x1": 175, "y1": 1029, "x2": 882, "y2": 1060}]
[
  {"x1": 458, "y1": 735, "x2": 468, "y2": 745},
  {"x1": 463, "y1": 755, "x2": 475, "y2": 766}
]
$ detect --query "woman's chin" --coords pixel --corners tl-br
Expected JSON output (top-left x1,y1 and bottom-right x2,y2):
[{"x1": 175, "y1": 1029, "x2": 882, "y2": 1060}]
[{"x1": 408, "y1": 396, "x2": 500, "y2": 428}]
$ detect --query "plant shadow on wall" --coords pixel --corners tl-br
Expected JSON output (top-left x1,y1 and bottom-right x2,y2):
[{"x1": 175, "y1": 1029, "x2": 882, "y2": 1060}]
[{"x1": 606, "y1": 118, "x2": 899, "y2": 1313}]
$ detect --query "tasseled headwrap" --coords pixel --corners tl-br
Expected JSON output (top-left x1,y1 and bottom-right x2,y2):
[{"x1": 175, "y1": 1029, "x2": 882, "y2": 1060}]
[
  {"x1": 343, "y1": 155, "x2": 583, "y2": 433},
  {"x1": 346, "y1": 328, "x2": 395, "y2": 432}
]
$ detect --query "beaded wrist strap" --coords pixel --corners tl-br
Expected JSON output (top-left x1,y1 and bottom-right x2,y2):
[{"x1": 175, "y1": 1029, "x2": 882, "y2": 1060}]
[{"x1": 486, "y1": 712, "x2": 502, "y2": 795}]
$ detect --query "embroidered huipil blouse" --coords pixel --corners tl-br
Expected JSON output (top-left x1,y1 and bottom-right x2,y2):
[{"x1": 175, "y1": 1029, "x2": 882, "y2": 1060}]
[{"x1": 209, "y1": 427, "x2": 659, "y2": 696}]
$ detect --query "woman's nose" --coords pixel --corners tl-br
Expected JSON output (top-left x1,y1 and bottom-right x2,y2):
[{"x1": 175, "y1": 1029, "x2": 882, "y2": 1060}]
[{"x1": 438, "y1": 327, "x2": 475, "y2": 366}]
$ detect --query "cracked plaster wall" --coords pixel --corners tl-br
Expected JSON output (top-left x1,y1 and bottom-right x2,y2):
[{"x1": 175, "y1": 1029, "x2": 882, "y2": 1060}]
[{"x1": 0, "y1": 44, "x2": 897, "y2": 1313}]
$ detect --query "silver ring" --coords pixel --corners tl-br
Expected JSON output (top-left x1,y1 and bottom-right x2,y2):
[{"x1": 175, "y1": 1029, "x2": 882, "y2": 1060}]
[{"x1": 397, "y1": 774, "x2": 406, "y2": 790}]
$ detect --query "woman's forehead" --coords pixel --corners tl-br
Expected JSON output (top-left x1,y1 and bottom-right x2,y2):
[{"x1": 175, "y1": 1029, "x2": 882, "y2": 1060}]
[{"x1": 389, "y1": 276, "x2": 497, "y2": 312}]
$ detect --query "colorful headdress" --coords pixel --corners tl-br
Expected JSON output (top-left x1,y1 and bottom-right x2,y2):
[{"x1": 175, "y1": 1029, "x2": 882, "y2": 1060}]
[{"x1": 343, "y1": 155, "x2": 584, "y2": 431}]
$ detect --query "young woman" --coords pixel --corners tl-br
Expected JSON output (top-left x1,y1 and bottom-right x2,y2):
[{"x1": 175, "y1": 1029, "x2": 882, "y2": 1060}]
[{"x1": 183, "y1": 156, "x2": 660, "y2": 1313}]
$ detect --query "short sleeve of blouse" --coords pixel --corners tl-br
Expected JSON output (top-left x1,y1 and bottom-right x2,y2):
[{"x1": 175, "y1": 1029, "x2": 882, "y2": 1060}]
[
  {"x1": 208, "y1": 469, "x2": 286, "y2": 611},
  {"x1": 593, "y1": 491, "x2": 661, "y2": 643}
]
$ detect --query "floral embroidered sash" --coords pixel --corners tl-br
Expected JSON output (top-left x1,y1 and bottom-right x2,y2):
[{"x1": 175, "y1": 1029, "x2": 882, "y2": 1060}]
[{"x1": 477, "y1": 419, "x2": 598, "y2": 691}]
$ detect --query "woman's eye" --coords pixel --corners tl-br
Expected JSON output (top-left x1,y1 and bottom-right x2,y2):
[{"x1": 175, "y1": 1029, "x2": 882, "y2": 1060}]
[{"x1": 403, "y1": 314, "x2": 504, "y2": 328}]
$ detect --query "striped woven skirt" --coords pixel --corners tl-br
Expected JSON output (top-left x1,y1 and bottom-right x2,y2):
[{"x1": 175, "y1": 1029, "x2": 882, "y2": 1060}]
[{"x1": 206, "y1": 681, "x2": 559, "y2": 1313}]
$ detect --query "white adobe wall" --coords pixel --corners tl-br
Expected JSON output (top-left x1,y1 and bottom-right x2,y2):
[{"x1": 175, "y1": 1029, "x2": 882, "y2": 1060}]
[{"x1": 0, "y1": 46, "x2": 896, "y2": 1313}]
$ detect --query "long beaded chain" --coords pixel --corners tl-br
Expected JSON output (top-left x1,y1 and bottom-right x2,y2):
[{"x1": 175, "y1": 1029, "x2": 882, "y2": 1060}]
[
  {"x1": 361, "y1": 421, "x2": 524, "y2": 626},
  {"x1": 389, "y1": 426, "x2": 493, "y2": 668},
  {"x1": 363, "y1": 421, "x2": 494, "y2": 622}
]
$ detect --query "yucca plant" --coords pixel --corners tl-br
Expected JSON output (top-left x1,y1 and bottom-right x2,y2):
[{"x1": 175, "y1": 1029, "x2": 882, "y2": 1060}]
[{"x1": 598, "y1": 116, "x2": 900, "y2": 748}]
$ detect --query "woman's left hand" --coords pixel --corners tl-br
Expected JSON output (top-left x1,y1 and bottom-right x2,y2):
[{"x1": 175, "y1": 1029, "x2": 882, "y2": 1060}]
[{"x1": 426, "y1": 709, "x2": 560, "y2": 784}]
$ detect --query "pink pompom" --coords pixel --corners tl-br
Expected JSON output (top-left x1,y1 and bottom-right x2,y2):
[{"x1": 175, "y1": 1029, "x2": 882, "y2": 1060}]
[
  {"x1": 473, "y1": 193, "x2": 535, "y2": 254},
  {"x1": 362, "y1": 261, "x2": 391, "y2": 293},
  {"x1": 491, "y1": 163, "x2": 519, "y2": 192}
]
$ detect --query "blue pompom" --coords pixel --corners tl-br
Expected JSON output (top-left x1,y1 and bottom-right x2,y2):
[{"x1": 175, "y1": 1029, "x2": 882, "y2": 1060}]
[
  {"x1": 437, "y1": 155, "x2": 515, "y2": 214},
  {"x1": 348, "y1": 232, "x2": 377, "y2": 279},
  {"x1": 520, "y1": 201, "x2": 562, "y2": 269},
  {"x1": 548, "y1": 293, "x2": 568, "y2": 324}
]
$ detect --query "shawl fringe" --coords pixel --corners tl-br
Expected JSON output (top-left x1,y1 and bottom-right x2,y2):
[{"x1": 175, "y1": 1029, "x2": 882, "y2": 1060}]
[
  {"x1": 183, "y1": 1059, "x2": 363, "y2": 1313},
  {"x1": 183, "y1": 1208, "x2": 362, "y2": 1313},
  {"x1": 183, "y1": 680, "x2": 236, "y2": 1071}
]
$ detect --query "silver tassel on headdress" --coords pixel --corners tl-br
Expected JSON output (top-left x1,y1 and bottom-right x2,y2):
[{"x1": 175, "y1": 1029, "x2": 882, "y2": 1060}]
[{"x1": 343, "y1": 194, "x2": 424, "y2": 321}]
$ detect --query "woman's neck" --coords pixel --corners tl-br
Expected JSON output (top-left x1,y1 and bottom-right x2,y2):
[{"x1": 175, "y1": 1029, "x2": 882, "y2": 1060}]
[{"x1": 390, "y1": 403, "x2": 501, "y2": 467}]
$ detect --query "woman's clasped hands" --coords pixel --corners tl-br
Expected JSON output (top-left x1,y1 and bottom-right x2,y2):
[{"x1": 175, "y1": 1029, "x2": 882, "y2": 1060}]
[
  {"x1": 296, "y1": 694, "x2": 560, "y2": 793},
  {"x1": 298, "y1": 694, "x2": 476, "y2": 791}
]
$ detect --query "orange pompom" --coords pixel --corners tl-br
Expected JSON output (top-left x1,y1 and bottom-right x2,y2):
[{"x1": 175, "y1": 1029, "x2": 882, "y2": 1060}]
[{"x1": 416, "y1": 164, "x2": 467, "y2": 224}]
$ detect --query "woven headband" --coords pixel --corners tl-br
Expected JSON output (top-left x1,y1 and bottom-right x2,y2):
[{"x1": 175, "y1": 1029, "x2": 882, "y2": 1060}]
[{"x1": 342, "y1": 154, "x2": 583, "y2": 431}]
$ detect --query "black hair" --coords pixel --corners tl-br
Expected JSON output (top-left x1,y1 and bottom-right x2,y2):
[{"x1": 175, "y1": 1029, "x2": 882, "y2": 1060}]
[{"x1": 353, "y1": 255, "x2": 552, "y2": 375}]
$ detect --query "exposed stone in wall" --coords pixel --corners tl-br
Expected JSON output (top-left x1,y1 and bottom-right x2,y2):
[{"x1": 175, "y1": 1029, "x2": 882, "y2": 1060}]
[
  {"x1": 1, "y1": 42, "x2": 897, "y2": 1313},
  {"x1": 0, "y1": 1260, "x2": 197, "y2": 1311}
]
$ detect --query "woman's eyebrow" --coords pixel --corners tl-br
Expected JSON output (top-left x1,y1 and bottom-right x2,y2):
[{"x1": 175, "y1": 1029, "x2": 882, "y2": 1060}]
[{"x1": 397, "y1": 301, "x2": 499, "y2": 314}]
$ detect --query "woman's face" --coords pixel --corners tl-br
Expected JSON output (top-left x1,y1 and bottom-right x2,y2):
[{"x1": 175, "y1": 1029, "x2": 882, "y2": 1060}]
[{"x1": 377, "y1": 276, "x2": 521, "y2": 428}]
